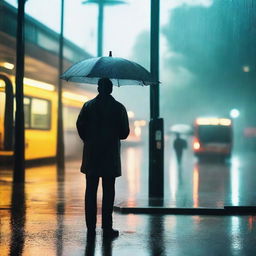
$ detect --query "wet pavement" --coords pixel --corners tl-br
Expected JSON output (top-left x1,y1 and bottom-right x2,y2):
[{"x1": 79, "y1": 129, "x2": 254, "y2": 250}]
[
  {"x1": 117, "y1": 141, "x2": 256, "y2": 208},
  {"x1": 1, "y1": 144, "x2": 256, "y2": 255}
]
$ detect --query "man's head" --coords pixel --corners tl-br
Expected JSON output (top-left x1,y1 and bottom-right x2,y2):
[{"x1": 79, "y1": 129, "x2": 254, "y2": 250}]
[{"x1": 97, "y1": 78, "x2": 113, "y2": 95}]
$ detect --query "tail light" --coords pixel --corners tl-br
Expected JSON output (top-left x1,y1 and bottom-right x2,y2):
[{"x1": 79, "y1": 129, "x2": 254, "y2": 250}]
[{"x1": 193, "y1": 138, "x2": 200, "y2": 150}]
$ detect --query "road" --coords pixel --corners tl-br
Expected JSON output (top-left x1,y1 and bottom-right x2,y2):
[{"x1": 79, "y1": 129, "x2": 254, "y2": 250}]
[
  {"x1": 1, "y1": 143, "x2": 256, "y2": 255},
  {"x1": 117, "y1": 140, "x2": 256, "y2": 208}
]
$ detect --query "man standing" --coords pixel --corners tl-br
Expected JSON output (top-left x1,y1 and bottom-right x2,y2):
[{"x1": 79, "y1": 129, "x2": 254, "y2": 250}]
[
  {"x1": 76, "y1": 78, "x2": 130, "y2": 238},
  {"x1": 173, "y1": 133, "x2": 187, "y2": 164}
]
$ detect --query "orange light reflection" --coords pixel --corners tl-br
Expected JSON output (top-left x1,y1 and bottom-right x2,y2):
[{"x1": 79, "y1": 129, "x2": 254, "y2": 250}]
[
  {"x1": 126, "y1": 147, "x2": 141, "y2": 202},
  {"x1": 248, "y1": 216, "x2": 256, "y2": 231},
  {"x1": 193, "y1": 165, "x2": 199, "y2": 208}
]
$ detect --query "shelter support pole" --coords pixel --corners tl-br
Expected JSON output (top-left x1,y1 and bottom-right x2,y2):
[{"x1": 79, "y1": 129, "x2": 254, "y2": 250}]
[
  {"x1": 13, "y1": 0, "x2": 26, "y2": 183},
  {"x1": 149, "y1": 0, "x2": 164, "y2": 199},
  {"x1": 97, "y1": 0, "x2": 104, "y2": 57},
  {"x1": 57, "y1": 0, "x2": 65, "y2": 171}
]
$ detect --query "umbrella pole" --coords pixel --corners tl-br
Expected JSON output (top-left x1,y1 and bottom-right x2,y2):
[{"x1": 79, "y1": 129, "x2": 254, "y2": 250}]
[{"x1": 149, "y1": 0, "x2": 164, "y2": 201}]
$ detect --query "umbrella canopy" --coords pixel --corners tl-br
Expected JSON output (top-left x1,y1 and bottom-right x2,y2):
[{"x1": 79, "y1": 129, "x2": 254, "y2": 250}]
[
  {"x1": 169, "y1": 124, "x2": 193, "y2": 135},
  {"x1": 60, "y1": 54, "x2": 157, "y2": 86}
]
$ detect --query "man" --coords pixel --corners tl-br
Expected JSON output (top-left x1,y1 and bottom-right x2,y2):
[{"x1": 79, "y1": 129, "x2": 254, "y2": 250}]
[
  {"x1": 76, "y1": 78, "x2": 130, "y2": 238},
  {"x1": 173, "y1": 133, "x2": 187, "y2": 164}
]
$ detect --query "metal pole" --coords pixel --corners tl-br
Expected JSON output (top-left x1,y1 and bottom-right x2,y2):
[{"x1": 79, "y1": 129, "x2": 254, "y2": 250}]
[
  {"x1": 149, "y1": 0, "x2": 164, "y2": 199},
  {"x1": 97, "y1": 0, "x2": 104, "y2": 56},
  {"x1": 150, "y1": 0, "x2": 159, "y2": 120},
  {"x1": 13, "y1": 0, "x2": 26, "y2": 183},
  {"x1": 57, "y1": 0, "x2": 65, "y2": 170},
  {"x1": 82, "y1": 0, "x2": 126, "y2": 57}
]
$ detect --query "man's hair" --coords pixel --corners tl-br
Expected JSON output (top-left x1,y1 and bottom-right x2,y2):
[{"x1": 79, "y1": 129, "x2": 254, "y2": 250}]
[{"x1": 97, "y1": 78, "x2": 113, "y2": 95}]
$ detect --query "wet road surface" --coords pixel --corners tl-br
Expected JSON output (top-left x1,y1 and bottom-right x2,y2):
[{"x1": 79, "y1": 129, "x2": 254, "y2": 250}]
[
  {"x1": 117, "y1": 141, "x2": 256, "y2": 208},
  {"x1": 1, "y1": 144, "x2": 256, "y2": 255}
]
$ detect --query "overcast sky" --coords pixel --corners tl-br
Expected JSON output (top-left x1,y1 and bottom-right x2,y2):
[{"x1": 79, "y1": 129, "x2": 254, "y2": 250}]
[
  {"x1": 4, "y1": 0, "x2": 214, "y2": 121},
  {"x1": 5, "y1": 0, "x2": 213, "y2": 58}
]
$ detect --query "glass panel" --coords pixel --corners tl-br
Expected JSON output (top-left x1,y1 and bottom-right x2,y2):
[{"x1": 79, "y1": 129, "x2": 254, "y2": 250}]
[
  {"x1": 37, "y1": 32, "x2": 59, "y2": 53},
  {"x1": 24, "y1": 97, "x2": 31, "y2": 128},
  {"x1": 31, "y1": 98, "x2": 50, "y2": 129},
  {"x1": 63, "y1": 106, "x2": 79, "y2": 130}
]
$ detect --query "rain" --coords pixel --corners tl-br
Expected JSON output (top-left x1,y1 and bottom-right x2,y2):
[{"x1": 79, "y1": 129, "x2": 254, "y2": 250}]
[{"x1": 1, "y1": 0, "x2": 256, "y2": 255}]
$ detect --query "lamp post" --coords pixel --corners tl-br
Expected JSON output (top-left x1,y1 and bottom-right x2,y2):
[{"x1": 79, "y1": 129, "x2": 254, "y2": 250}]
[
  {"x1": 82, "y1": 0, "x2": 126, "y2": 57},
  {"x1": 56, "y1": 0, "x2": 65, "y2": 171},
  {"x1": 13, "y1": 0, "x2": 27, "y2": 183}
]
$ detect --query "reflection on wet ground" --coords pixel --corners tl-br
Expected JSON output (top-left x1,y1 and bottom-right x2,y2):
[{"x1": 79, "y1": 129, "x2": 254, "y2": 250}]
[
  {"x1": 1, "y1": 145, "x2": 256, "y2": 255},
  {"x1": 117, "y1": 144, "x2": 256, "y2": 208}
]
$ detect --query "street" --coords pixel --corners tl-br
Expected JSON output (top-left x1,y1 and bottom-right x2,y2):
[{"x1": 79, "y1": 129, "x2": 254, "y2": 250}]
[
  {"x1": 117, "y1": 140, "x2": 256, "y2": 208},
  {"x1": 1, "y1": 142, "x2": 256, "y2": 255}
]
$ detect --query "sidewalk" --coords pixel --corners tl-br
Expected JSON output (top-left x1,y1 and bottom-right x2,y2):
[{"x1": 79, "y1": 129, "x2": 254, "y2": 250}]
[{"x1": 1, "y1": 160, "x2": 256, "y2": 255}]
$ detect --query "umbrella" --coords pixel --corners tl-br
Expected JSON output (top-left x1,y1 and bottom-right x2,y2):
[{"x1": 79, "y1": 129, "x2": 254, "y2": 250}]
[
  {"x1": 169, "y1": 124, "x2": 193, "y2": 135},
  {"x1": 60, "y1": 52, "x2": 157, "y2": 86}
]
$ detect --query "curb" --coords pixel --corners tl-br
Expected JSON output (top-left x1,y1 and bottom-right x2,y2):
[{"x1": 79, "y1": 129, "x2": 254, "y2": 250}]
[{"x1": 114, "y1": 205, "x2": 256, "y2": 215}]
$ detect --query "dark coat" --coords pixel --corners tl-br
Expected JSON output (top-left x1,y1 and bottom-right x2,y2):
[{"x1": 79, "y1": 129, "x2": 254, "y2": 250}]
[
  {"x1": 76, "y1": 94, "x2": 130, "y2": 177},
  {"x1": 173, "y1": 137, "x2": 187, "y2": 153}
]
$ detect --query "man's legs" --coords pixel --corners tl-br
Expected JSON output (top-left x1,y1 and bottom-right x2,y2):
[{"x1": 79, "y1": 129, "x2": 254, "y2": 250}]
[
  {"x1": 176, "y1": 150, "x2": 183, "y2": 164},
  {"x1": 85, "y1": 175, "x2": 99, "y2": 231},
  {"x1": 101, "y1": 176, "x2": 116, "y2": 230}
]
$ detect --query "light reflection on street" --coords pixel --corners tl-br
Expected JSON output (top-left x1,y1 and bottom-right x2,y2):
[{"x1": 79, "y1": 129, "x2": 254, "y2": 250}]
[
  {"x1": 1, "y1": 146, "x2": 256, "y2": 255},
  {"x1": 193, "y1": 164, "x2": 199, "y2": 208},
  {"x1": 126, "y1": 214, "x2": 140, "y2": 232},
  {"x1": 126, "y1": 147, "x2": 141, "y2": 200},
  {"x1": 169, "y1": 154, "x2": 178, "y2": 203},
  {"x1": 231, "y1": 216, "x2": 242, "y2": 252},
  {"x1": 248, "y1": 216, "x2": 256, "y2": 231},
  {"x1": 119, "y1": 144, "x2": 256, "y2": 208},
  {"x1": 231, "y1": 156, "x2": 240, "y2": 206},
  {"x1": 119, "y1": 145, "x2": 146, "y2": 206}
]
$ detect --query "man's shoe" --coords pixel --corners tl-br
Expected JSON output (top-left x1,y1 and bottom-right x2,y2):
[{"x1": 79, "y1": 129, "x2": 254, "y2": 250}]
[{"x1": 103, "y1": 228, "x2": 119, "y2": 238}]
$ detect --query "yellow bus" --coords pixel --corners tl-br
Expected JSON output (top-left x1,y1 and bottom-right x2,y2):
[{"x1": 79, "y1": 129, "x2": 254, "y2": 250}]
[
  {"x1": 0, "y1": 72, "x2": 96, "y2": 163},
  {"x1": 0, "y1": 72, "x2": 144, "y2": 164}
]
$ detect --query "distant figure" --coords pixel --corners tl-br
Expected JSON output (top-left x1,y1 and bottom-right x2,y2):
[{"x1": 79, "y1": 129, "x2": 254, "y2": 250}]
[
  {"x1": 173, "y1": 133, "x2": 187, "y2": 164},
  {"x1": 76, "y1": 78, "x2": 130, "y2": 239}
]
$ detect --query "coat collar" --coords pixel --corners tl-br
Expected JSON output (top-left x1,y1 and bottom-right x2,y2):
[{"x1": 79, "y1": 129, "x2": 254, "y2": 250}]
[{"x1": 96, "y1": 94, "x2": 115, "y2": 101}]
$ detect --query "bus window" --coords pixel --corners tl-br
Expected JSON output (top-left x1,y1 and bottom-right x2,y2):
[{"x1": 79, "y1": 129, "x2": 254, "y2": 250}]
[
  {"x1": 24, "y1": 97, "x2": 31, "y2": 128},
  {"x1": 198, "y1": 126, "x2": 232, "y2": 143},
  {"x1": 14, "y1": 97, "x2": 51, "y2": 130},
  {"x1": 31, "y1": 98, "x2": 50, "y2": 129}
]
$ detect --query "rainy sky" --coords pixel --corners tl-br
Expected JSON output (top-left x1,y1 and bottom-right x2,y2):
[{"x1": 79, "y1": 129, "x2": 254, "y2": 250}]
[{"x1": 5, "y1": 0, "x2": 256, "y2": 130}]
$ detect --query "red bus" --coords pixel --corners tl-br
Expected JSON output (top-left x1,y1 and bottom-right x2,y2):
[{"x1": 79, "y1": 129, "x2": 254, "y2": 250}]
[{"x1": 193, "y1": 117, "x2": 232, "y2": 159}]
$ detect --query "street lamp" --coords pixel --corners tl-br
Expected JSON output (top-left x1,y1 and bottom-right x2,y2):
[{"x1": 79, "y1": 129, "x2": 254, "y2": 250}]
[
  {"x1": 82, "y1": 0, "x2": 126, "y2": 57},
  {"x1": 230, "y1": 109, "x2": 240, "y2": 119}
]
